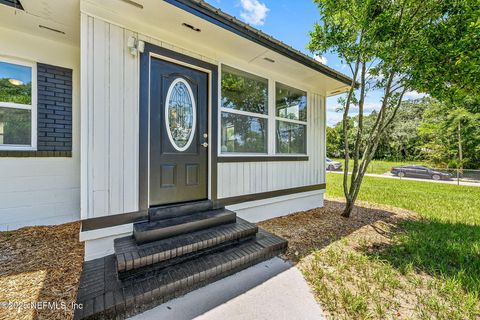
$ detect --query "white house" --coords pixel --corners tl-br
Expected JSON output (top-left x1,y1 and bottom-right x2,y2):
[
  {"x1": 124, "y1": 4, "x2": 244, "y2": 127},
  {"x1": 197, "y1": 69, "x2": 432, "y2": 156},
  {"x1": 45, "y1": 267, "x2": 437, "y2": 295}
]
[{"x1": 0, "y1": 0, "x2": 352, "y2": 318}]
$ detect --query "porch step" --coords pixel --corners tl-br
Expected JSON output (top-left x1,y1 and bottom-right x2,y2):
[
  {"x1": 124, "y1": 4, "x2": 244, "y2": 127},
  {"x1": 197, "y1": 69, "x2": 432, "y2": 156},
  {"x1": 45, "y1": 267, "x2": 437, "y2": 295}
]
[
  {"x1": 148, "y1": 200, "x2": 213, "y2": 221},
  {"x1": 133, "y1": 208, "x2": 236, "y2": 244},
  {"x1": 115, "y1": 218, "x2": 258, "y2": 274},
  {"x1": 75, "y1": 229, "x2": 288, "y2": 320}
]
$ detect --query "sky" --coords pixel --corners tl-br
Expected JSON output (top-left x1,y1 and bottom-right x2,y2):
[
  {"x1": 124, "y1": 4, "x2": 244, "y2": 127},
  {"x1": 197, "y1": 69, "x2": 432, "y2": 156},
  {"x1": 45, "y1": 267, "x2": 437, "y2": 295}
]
[{"x1": 205, "y1": 0, "x2": 424, "y2": 126}]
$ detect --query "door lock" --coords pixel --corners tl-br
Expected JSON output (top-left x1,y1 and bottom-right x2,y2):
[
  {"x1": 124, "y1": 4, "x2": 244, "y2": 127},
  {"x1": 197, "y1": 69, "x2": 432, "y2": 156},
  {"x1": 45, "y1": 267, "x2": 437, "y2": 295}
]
[{"x1": 202, "y1": 142, "x2": 209, "y2": 148}]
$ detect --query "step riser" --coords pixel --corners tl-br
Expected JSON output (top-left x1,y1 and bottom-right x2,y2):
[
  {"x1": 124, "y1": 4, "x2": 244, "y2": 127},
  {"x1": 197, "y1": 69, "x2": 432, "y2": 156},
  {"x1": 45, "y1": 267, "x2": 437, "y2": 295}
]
[
  {"x1": 77, "y1": 243, "x2": 286, "y2": 320},
  {"x1": 149, "y1": 200, "x2": 213, "y2": 221},
  {"x1": 134, "y1": 213, "x2": 236, "y2": 244},
  {"x1": 117, "y1": 222, "x2": 258, "y2": 274},
  {"x1": 118, "y1": 234, "x2": 257, "y2": 280}
]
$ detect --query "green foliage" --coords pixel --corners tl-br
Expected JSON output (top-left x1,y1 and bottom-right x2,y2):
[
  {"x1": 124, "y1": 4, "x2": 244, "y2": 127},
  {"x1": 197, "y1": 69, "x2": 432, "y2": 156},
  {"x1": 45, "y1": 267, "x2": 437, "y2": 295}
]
[
  {"x1": 326, "y1": 126, "x2": 342, "y2": 157},
  {"x1": 0, "y1": 78, "x2": 31, "y2": 105},
  {"x1": 407, "y1": 0, "x2": 480, "y2": 107},
  {"x1": 308, "y1": 0, "x2": 447, "y2": 215},
  {"x1": 418, "y1": 100, "x2": 480, "y2": 168},
  {"x1": 327, "y1": 98, "x2": 428, "y2": 161}
]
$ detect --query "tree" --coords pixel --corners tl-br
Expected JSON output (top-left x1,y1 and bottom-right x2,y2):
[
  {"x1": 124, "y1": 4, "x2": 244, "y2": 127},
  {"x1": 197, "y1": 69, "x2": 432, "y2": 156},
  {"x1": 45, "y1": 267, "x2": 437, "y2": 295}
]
[
  {"x1": 309, "y1": 0, "x2": 444, "y2": 217},
  {"x1": 407, "y1": 0, "x2": 480, "y2": 108},
  {"x1": 418, "y1": 100, "x2": 480, "y2": 169}
]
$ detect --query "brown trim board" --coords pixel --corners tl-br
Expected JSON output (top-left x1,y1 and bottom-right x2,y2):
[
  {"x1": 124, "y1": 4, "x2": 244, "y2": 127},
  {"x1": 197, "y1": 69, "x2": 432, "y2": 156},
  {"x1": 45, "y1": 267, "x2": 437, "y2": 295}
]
[
  {"x1": 218, "y1": 156, "x2": 308, "y2": 163},
  {"x1": 0, "y1": 151, "x2": 72, "y2": 158},
  {"x1": 214, "y1": 183, "x2": 326, "y2": 208},
  {"x1": 81, "y1": 210, "x2": 148, "y2": 232}
]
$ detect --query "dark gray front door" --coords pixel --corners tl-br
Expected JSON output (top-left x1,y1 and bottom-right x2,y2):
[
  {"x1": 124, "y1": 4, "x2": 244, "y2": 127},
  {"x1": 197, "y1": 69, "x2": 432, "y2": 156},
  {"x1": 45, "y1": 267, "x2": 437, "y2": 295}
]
[{"x1": 149, "y1": 58, "x2": 208, "y2": 206}]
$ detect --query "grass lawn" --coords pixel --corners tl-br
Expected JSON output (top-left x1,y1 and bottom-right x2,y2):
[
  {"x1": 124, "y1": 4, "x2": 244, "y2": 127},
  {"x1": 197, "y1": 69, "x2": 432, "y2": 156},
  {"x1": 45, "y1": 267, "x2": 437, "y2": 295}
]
[
  {"x1": 333, "y1": 158, "x2": 430, "y2": 174},
  {"x1": 261, "y1": 173, "x2": 480, "y2": 319}
]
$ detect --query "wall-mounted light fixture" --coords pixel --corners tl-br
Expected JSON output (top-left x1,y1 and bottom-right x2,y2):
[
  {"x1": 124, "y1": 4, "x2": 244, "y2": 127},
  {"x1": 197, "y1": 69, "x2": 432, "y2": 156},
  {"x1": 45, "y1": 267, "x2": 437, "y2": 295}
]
[
  {"x1": 127, "y1": 36, "x2": 145, "y2": 56},
  {"x1": 263, "y1": 57, "x2": 275, "y2": 63}
]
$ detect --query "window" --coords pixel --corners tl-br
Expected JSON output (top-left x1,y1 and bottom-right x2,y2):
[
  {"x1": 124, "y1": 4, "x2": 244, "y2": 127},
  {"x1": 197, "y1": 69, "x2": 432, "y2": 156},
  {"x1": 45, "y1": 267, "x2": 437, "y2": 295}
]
[
  {"x1": 220, "y1": 65, "x2": 268, "y2": 153},
  {"x1": 219, "y1": 65, "x2": 309, "y2": 156},
  {"x1": 0, "y1": 59, "x2": 36, "y2": 150},
  {"x1": 275, "y1": 82, "x2": 307, "y2": 154}
]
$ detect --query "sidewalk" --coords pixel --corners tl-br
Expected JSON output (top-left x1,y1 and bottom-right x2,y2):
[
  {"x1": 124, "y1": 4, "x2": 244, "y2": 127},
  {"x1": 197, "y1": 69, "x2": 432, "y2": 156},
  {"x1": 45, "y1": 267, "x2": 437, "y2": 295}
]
[
  {"x1": 329, "y1": 171, "x2": 480, "y2": 187},
  {"x1": 130, "y1": 257, "x2": 324, "y2": 320}
]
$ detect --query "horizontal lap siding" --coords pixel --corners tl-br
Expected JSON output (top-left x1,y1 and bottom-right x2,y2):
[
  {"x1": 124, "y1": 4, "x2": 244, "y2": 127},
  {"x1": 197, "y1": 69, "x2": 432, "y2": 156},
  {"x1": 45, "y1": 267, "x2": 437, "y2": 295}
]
[
  {"x1": 81, "y1": 15, "x2": 139, "y2": 219},
  {"x1": 217, "y1": 93, "x2": 326, "y2": 198},
  {"x1": 0, "y1": 27, "x2": 80, "y2": 230}
]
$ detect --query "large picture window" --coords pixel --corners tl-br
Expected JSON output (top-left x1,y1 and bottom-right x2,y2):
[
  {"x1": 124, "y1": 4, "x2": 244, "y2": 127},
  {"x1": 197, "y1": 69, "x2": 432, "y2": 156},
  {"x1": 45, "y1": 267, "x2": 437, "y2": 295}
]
[
  {"x1": 0, "y1": 59, "x2": 36, "y2": 150},
  {"x1": 275, "y1": 82, "x2": 307, "y2": 154},
  {"x1": 220, "y1": 65, "x2": 268, "y2": 153}
]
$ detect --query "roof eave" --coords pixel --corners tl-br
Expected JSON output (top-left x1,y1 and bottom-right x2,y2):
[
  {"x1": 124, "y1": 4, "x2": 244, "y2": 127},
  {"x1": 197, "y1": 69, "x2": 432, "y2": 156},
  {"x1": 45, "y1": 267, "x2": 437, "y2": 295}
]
[{"x1": 164, "y1": 0, "x2": 355, "y2": 87}]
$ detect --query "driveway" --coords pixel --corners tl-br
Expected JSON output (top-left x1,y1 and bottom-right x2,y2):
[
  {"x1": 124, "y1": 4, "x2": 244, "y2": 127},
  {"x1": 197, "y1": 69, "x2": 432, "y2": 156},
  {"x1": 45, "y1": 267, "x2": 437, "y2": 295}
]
[{"x1": 130, "y1": 257, "x2": 324, "y2": 320}]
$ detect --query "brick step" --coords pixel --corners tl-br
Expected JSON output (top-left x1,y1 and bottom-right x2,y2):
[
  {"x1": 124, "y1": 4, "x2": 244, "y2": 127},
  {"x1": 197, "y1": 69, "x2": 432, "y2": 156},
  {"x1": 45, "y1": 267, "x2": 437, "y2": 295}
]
[
  {"x1": 75, "y1": 229, "x2": 288, "y2": 320},
  {"x1": 115, "y1": 218, "x2": 258, "y2": 274},
  {"x1": 148, "y1": 200, "x2": 213, "y2": 221},
  {"x1": 133, "y1": 208, "x2": 236, "y2": 244}
]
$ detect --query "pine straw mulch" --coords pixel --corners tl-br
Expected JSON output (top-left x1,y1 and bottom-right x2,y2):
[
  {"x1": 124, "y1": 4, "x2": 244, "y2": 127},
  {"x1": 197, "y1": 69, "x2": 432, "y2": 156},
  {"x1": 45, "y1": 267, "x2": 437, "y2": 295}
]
[
  {"x1": 0, "y1": 222, "x2": 84, "y2": 320},
  {"x1": 258, "y1": 199, "x2": 417, "y2": 263}
]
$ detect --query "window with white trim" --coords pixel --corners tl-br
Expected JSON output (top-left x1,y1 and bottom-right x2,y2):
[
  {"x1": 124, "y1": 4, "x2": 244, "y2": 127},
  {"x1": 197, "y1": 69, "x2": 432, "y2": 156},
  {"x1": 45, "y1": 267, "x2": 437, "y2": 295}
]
[
  {"x1": 275, "y1": 82, "x2": 307, "y2": 154},
  {"x1": 0, "y1": 59, "x2": 36, "y2": 150},
  {"x1": 220, "y1": 65, "x2": 268, "y2": 154},
  {"x1": 220, "y1": 65, "x2": 309, "y2": 156}
]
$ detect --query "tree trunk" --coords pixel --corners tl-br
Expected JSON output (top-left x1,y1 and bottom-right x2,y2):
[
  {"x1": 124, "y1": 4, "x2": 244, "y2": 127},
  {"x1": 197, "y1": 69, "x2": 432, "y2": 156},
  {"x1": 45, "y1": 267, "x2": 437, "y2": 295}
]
[
  {"x1": 342, "y1": 197, "x2": 355, "y2": 217},
  {"x1": 458, "y1": 122, "x2": 463, "y2": 171}
]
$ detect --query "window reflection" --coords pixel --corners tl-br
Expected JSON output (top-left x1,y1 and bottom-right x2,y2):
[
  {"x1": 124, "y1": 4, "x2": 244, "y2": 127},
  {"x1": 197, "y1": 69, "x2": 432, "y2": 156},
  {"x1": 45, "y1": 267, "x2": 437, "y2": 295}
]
[
  {"x1": 0, "y1": 61, "x2": 32, "y2": 105},
  {"x1": 276, "y1": 120, "x2": 306, "y2": 154},
  {"x1": 276, "y1": 82, "x2": 306, "y2": 122},
  {"x1": 221, "y1": 113, "x2": 267, "y2": 153},
  {"x1": 221, "y1": 65, "x2": 268, "y2": 115}
]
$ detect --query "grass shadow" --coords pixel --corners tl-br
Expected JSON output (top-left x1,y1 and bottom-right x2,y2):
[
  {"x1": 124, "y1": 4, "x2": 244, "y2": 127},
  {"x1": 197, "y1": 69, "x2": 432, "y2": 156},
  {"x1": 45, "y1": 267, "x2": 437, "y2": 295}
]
[{"x1": 364, "y1": 218, "x2": 480, "y2": 296}]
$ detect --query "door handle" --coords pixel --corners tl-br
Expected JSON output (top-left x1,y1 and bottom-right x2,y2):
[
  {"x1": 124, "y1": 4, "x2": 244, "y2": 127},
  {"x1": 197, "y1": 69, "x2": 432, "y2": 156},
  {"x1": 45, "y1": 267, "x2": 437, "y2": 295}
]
[{"x1": 202, "y1": 142, "x2": 209, "y2": 148}]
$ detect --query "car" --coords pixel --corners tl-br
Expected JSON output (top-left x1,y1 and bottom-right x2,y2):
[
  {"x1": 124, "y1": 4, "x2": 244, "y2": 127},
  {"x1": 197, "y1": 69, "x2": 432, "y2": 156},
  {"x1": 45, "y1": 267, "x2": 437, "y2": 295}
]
[
  {"x1": 326, "y1": 158, "x2": 342, "y2": 171},
  {"x1": 390, "y1": 165, "x2": 452, "y2": 180}
]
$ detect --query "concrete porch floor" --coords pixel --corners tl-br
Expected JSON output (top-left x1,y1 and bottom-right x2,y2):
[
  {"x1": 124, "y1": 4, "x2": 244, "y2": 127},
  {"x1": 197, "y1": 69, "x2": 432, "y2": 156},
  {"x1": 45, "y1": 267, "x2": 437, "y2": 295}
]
[{"x1": 129, "y1": 257, "x2": 324, "y2": 320}]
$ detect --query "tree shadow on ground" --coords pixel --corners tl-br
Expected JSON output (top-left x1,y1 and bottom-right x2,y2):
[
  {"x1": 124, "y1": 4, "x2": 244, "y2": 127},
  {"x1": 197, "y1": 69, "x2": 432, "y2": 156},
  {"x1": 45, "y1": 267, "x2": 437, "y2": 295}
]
[
  {"x1": 261, "y1": 199, "x2": 480, "y2": 295},
  {"x1": 258, "y1": 199, "x2": 413, "y2": 264},
  {"x1": 362, "y1": 218, "x2": 480, "y2": 296}
]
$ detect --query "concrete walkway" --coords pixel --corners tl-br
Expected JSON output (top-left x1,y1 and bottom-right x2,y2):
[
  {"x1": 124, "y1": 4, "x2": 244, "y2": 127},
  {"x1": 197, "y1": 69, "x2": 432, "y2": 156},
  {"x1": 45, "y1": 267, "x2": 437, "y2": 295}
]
[
  {"x1": 329, "y1": 170, "x2": 480, "y2": 187},
  {"x1": 130, "y1": 257, "x2": 324, "y2": 320}
]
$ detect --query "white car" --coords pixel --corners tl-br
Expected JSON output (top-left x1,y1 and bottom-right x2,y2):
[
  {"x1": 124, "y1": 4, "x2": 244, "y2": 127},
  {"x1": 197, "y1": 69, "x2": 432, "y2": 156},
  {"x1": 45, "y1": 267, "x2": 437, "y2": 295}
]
[{"x1": 326, "y1": 158, "x2": 342, "y2": 171}]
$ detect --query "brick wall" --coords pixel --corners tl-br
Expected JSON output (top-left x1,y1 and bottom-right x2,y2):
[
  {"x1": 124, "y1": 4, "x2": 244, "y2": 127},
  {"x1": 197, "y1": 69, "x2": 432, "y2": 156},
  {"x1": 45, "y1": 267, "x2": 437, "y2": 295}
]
[{"x1": 37, "y1": 63, "x2": 73, "y2": 152}]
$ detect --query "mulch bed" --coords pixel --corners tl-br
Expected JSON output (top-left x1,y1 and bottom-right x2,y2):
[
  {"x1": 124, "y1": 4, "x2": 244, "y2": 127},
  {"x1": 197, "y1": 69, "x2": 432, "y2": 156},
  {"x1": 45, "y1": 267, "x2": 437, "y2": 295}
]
[
  {"x1": 0, "y1": 200, "x2": 417, "y2": 320},
  {"x1": 0, "y1": 222, "x2": 84, "y2": 320},
  {"x1": 258, "y1": 199, "x2": 416, "y2": 263}
]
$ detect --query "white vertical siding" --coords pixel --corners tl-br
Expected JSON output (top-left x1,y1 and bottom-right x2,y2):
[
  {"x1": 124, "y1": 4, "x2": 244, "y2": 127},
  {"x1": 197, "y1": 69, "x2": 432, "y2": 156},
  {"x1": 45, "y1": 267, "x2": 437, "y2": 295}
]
[
  {"x1": 80, "y1": 14, "x2": 327, "y2": 219},
  {"x1": 217, "y1": 92, "x2": 326, "y2": 199},
  {"x1": 81, "y1": 14, "x2": 139, "y2": 219}
]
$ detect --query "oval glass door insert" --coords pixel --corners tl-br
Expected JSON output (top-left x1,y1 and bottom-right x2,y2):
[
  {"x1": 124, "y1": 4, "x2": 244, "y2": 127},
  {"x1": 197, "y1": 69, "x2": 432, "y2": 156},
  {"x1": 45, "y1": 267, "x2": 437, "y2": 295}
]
[{"x1": 165, "y1": 78, "x2": 196, "y2": 151}]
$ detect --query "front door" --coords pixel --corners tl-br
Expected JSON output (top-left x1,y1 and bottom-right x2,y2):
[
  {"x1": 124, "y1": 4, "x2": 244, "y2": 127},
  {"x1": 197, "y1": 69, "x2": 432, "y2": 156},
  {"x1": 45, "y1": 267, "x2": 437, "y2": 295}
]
[{"x1": 149, "y1": 57, "x2": 208, "y2": 206}]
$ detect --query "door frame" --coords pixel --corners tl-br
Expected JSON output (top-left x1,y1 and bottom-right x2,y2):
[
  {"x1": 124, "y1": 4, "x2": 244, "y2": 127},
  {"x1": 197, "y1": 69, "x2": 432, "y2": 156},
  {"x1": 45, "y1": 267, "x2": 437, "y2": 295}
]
[{"x1": 139, "y1": 43, "x2": 219, "y2": 211}]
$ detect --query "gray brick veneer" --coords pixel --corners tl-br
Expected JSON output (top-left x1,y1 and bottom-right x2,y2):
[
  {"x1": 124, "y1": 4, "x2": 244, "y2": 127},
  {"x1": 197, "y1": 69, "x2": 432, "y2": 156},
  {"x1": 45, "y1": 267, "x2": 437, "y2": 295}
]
[{"x1": 37, "y1": 63, "x2": 73, "y2": 153}]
